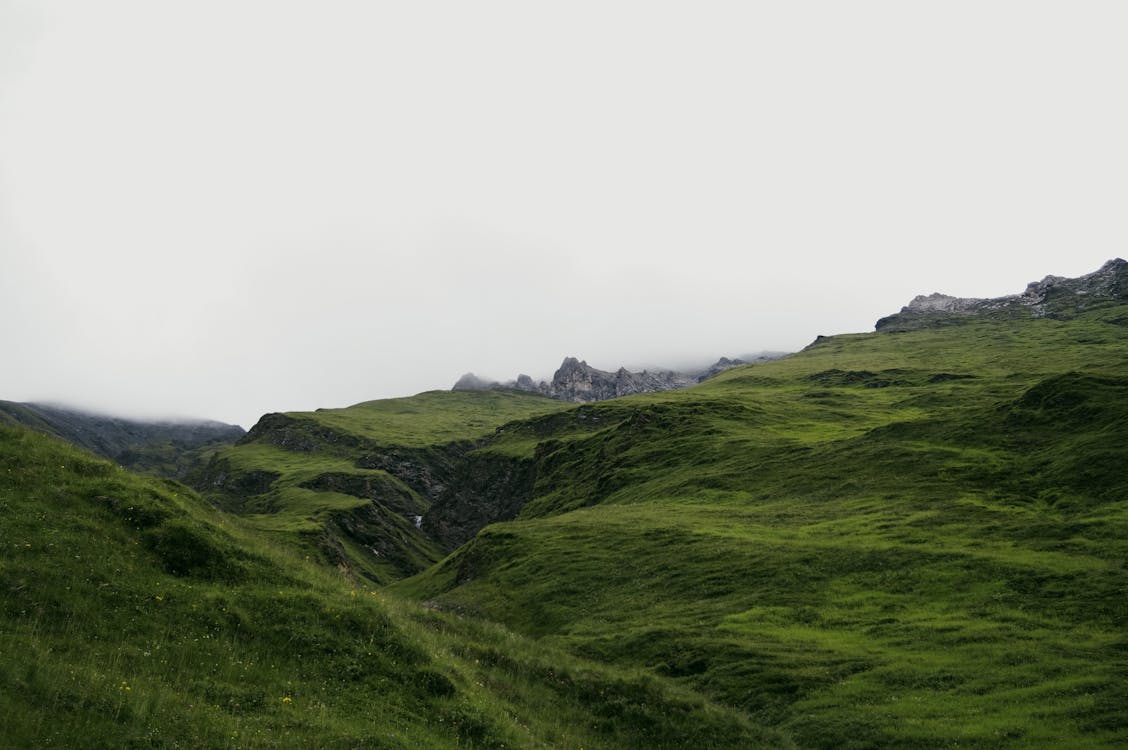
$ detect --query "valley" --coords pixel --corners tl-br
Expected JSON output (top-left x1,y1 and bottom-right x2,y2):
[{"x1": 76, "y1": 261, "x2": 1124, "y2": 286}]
[{"x1": 2, "y1": 260, "x2": 1126, "y2": 748}]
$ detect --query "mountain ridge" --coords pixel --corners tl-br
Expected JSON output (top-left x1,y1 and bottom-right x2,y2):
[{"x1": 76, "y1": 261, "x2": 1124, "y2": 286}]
[
  {"x1": 0, "y1": 400, "x2": 245, "y2": 478},
  {"x1": 197, "y1": 259, "x2": 1128, "y2": 587},
  {"x1": 876, "y1": 257, "x2": 1128, "y2": 331},
  {"x1": 453, "y1": 353, "x2": 786, "y2": 403},
  {"x1": 6, "y1": 257, "x2": 1128, "y2": 747}
]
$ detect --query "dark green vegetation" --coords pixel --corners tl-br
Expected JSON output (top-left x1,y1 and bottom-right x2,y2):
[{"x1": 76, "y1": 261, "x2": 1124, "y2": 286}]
[
  {"x1": 395, "y1": 305, "x2": 1128, "y2": 748},
  {"x1": 0, "y1": 425, "x2": 779, "y2": 748},
  {"x1": 5, "y1": 261, "x2": 1127, "y2": 747},
  {"x1": 0, "y1": 401, "x2": 244, "y2": 478},
  {"x1": 196, "y1": 391, "x2": 574, "y2": 583}
]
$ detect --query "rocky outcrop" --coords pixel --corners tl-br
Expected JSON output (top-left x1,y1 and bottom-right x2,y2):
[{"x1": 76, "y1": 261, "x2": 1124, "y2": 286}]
[
  {"x1": 876, "y1": 258, "x2": 1128, "y2": 331},
  {"x1": 195, "y1": 422, "x2": 455, "y2": 581},
  {"x1": 537, "y1": 357, "x2": 694, "y2": 403},
  {"x1": 453, "y1": 353, "x2": 785, "y2": 403},
  {"x1": 352, "y1": 441, "x2": 544, "y2": 550},
  {"x1": 695, "y1": 356, "x2": 747, "y2": 382},
  {"x1": 420, "y1": 451, "x2": 541, "y2": 549},
  {"x1": 452, "y1": 373, "x2": 496, "y2": 391}
]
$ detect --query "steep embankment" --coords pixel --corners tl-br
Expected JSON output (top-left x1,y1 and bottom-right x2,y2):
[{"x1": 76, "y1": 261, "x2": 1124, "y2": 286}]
[
  {"x1": 0, "y1": 423, "x2": 474, "y2": 747},
  {"x1": 393, "y1": 262, "x2": 1128, "y2": 748},
  {"x1": 0, "y1": 423, "x2": 786, "y2": 749},
  {"x1": 195, "y1": 390, "x2": 576, "y2": 583},
  {"x1": 178, "y1": 259, "x2": 1127, "y2": 747}
]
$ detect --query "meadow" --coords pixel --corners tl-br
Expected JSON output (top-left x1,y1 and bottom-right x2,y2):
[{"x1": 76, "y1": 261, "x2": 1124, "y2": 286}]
[
  {"x1": 3, "y1": 297, "x2": 1126, "y2": 747},
  {"x1": 0, "y1": 425, "x2": 776, "y2": 748},
  {"x1": 398, "y1": 309, "x2": 1128, "y2": 747}
]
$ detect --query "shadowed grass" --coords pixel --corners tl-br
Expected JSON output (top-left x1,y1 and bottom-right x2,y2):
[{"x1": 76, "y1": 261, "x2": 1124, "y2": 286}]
[
  {"x1": 0, "y1": 424, "x2": 782, "y2": 749},
  {"x1": 197, "y1": 391, "x2": 573, "y2": 583}
]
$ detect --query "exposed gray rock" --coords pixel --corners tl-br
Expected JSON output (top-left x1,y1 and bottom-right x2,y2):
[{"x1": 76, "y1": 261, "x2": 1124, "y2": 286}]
[
  {"x1": 452, "y1": 372, "x2": 497, "y2": 391},
  {"x1": 902, "y1": 293, "x2": 980, "y2": 315},
  {"x1": 538, "y1": 357, "x2": 691, "y2": 402},
  {"x1": 695, "y1": 356, "x2": 747, "y2": 382},
  {"x1": 451, "y1": 353, "x2": 786, "y2": 403},
  {"x1": 876, "y1": 258, "x2": 1128, "y2": 331}
]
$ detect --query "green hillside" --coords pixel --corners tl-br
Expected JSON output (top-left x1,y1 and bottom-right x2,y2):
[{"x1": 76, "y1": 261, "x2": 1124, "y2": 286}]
[
  {"x1": 6, "y1": 261, "x2": 1127, "y2": 748},
  {"x1": 0, "y1": 400, "x2": 244, "y2": 479},
  {"x1": 395, "y1": 305, "x2": 1128, "y2": 747},
  {"x1": 0, "y1": 424, "x2": 781, "y2": 748},
  {"x1": 195, "y1": 391, "x2": 572, "y2": 584}
]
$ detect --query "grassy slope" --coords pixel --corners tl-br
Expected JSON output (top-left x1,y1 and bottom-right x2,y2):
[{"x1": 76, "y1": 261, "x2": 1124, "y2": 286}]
[
  {"x1": 0, "y1": 400, "x2": 243, "y2": 479},
  {"x1": 397, "y1": 308, "x2": 1128, "y2": 748},
  {"x1": 304, "y1": 391, "x2": 577, "y2": 447},
  {"x1": 12, "y1": 303, "x2": 1124, "y2": 747},
  {"x1": 199, "y1": 391, "x2": 572, "y2": 583},
  {"x1": 0, "y1": 424, "x2": 783, "y2": 749},
  {"x1": 0, "y1": 424, "x2": 457, "y2": 748}
]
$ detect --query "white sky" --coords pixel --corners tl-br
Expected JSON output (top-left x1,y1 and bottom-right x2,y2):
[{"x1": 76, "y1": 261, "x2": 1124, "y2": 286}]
[{"x1": 1, "y1": 1, "x2": 1125, "y2": 428}]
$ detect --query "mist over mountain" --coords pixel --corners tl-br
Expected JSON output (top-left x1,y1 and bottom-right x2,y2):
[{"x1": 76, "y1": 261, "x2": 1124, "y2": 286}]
[
  {"x1": 453, "y1": 352, "x2": 787, "y2": 403},
  {"x1": 0, "y1": 400, "x2": 244, "y2": 478},
  {"x1": 876, "y1": 258, "x2": 1128, "y2": 331},
  {"x1": 4, "y1": 0, "x2": 1127, "y2": 742},
  {"x1": 4, "y1": 258, "x2": 1128, "y2": 747}
]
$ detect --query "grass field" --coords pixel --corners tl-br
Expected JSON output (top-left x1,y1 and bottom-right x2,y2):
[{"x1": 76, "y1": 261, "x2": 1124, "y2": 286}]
[
  {"x1": 4, "y1": 285, "x2": 1127, "y2": 747},
  {"x1": 395, "y1": 307, "x2": 1128, "y2": 748},
  {"x1": 0, "y1": 425, "x2": 784, "y2": 748}
]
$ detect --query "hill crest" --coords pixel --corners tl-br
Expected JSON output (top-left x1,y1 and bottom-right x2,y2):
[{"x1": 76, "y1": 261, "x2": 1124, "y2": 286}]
[
  {"x1": 453, "y1": 353, "x2": 785, "y2": 403},
  {"x1": 0, "y1": 400, "x2": 244, "y2": 477},
  {"x1": 876, "y1": 257, "x2": 1127, "y2": 331}
]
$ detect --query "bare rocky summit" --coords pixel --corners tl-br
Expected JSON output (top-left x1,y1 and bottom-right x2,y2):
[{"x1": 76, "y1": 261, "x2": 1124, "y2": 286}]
[
  {"x1": 454, "y1": 353, "x2": 785, "y2": 403},
  {"x1": 876, "y1": 258, "x2": 1128, "y2": 331}
]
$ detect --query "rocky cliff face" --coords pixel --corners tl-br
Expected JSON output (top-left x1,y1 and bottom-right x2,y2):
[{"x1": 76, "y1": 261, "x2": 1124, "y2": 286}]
[
  {"x1": 876, "y1": 258, "x2": 1128, "y2": 331},
  {"x1": 453, "y1": 353, "x2": 784, "y2": 403},
  {"x1": 529, "y1": 357, "x2": 695, "y2": 403},
  {"x1": 196, "y1": 410, "x2": 547, "y2": 574}
]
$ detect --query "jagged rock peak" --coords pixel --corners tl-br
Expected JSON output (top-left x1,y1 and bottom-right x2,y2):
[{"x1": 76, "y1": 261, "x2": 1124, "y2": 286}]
[
  {"x1": 1021, "y1": 257, "x2": 1126, "y2": 302},
  {"x1": 876, "y1": 258, "x2": 1128, "y2": 331},
  {"x1": 450, "y1": 353, "x2": 785, "y2": 403},
  {"x1": 697, "y1": 356, "x2": 747, "y2": 382}
]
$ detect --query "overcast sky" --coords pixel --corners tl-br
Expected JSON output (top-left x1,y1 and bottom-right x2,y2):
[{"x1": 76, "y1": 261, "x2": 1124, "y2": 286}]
[{"x1": 1, "y1": 1, "x2": 1125, "y2": 428}]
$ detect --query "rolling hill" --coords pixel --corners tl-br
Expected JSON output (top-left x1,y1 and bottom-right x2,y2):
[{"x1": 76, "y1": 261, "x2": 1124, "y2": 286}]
[
  {"x1": 3, "y1": 259, "x2": 1126, "y2": 748},
  {"x1": 0, "y1": 423, "x2": 777, "y2": 748},
  {"x1": 393, "y1": 259, "x2": 1128, "y2": 747},
  {"x1": 0, "y1": 401, "x2": 244, "y2": 478}
]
